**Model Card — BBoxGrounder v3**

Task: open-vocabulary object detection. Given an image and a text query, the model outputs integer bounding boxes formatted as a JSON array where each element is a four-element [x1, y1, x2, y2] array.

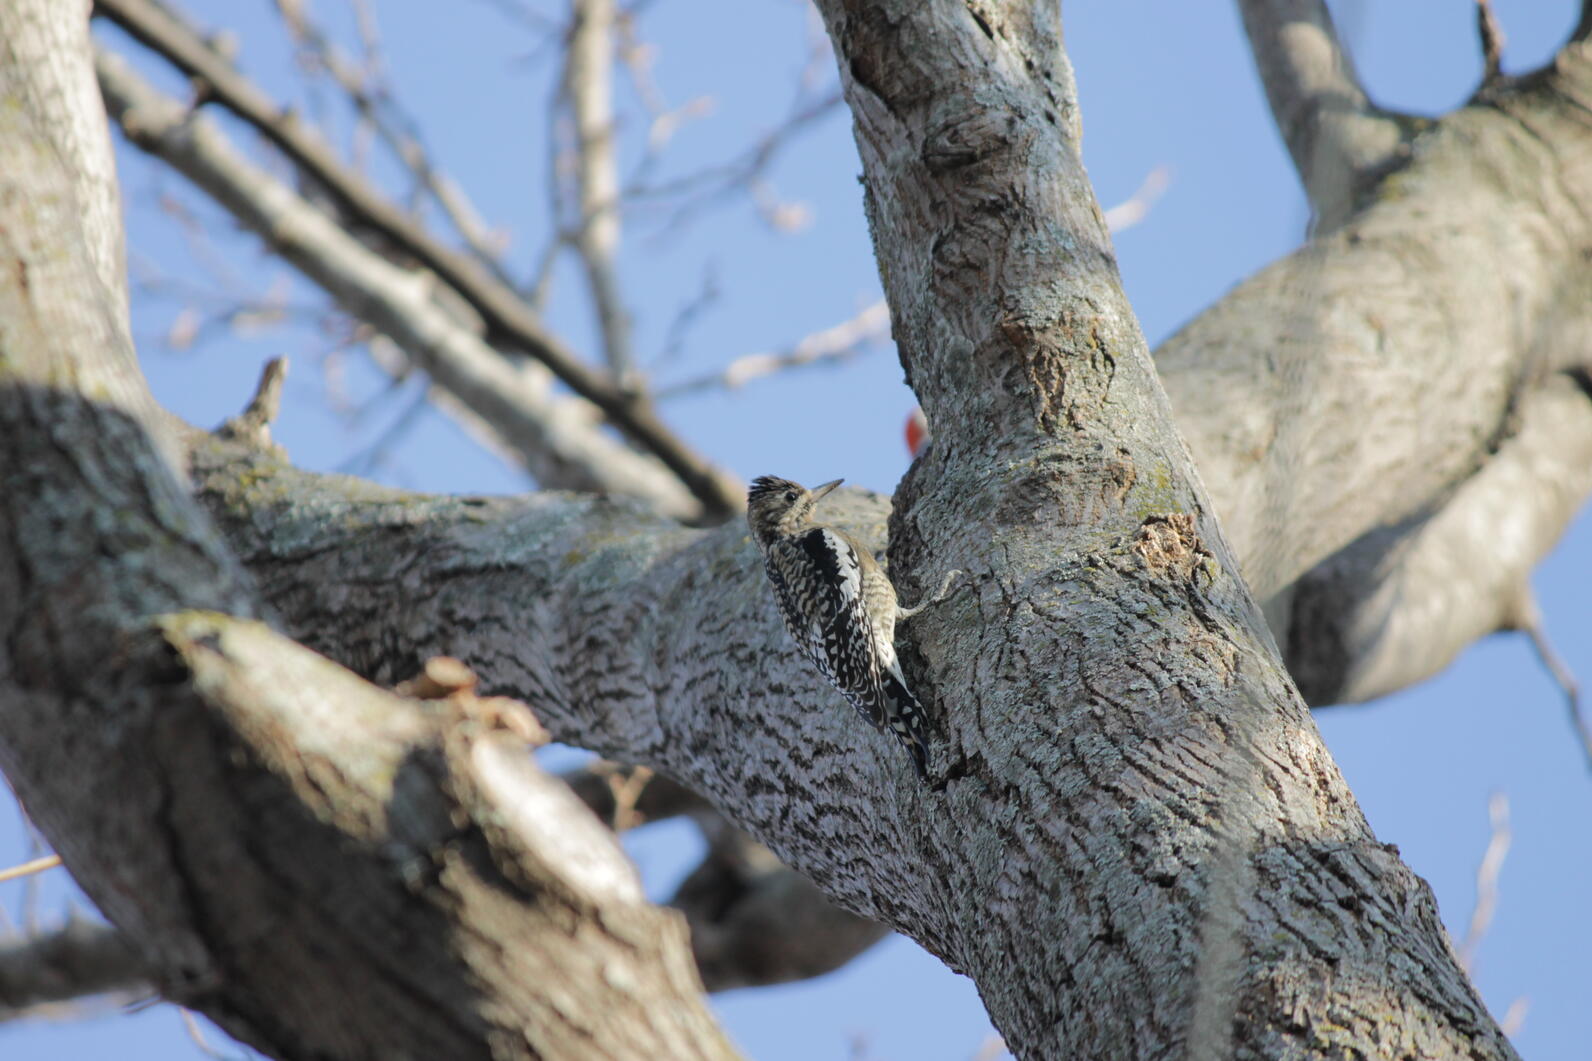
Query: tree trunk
[[0, 3, 738, 1058], [6, 0, 1585, 1058]]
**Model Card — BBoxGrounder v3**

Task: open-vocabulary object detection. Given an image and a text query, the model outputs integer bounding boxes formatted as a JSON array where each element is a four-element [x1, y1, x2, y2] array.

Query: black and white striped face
[[747, 475, 842, 548]]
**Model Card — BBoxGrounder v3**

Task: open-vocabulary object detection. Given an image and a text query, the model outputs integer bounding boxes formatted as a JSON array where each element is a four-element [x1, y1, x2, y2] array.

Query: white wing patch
[[815, 528, 863, 610]]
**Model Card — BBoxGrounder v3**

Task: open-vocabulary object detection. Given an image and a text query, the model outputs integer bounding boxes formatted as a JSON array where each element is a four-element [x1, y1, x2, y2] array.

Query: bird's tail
[[880, 669, 932, 782]]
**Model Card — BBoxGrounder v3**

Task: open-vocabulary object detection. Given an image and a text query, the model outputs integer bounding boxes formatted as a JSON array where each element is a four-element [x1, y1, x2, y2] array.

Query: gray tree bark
[[1173, 1, 1592, 704], [0, 2, 738, 1058], [5, 0, 1588, 1058]]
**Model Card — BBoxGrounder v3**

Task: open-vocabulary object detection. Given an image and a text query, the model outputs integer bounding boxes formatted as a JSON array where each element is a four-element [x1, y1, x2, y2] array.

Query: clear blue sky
[[5, 1, 1588, 1057]]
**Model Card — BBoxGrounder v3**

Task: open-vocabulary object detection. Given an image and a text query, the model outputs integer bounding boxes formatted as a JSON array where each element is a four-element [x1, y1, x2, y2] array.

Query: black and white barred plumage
[[747, 475, 933, 781]]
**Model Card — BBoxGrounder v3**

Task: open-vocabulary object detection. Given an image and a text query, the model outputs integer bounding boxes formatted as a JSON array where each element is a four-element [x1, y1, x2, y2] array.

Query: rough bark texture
[[6, 0, 1588, 1057], [1164, 20, 1592, 702], [0, 4, 739, 1058], [181, 420, 1510, 1060]]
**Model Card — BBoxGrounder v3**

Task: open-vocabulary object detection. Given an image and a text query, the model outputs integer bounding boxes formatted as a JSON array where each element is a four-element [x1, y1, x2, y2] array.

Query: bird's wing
[[766, 529, 883, 709]]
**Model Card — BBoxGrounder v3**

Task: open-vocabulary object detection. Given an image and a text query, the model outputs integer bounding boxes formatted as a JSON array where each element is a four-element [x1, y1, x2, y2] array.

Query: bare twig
[[179, 1007, 250, 1060], [627, 88, 843, 234], [99, 48, 713, 519], [659, 300, 889, 398], [270, 0, 513, 279], [335, 383, 430, 477], [1500, 997, 1529, 1038], [564, 0, 635, 385], [216, 357, 288, 453], [95, 0, 741, 521], [654, 164, 1166, 400], [563, 762, 713, 828], [972, 1034, 1012, 1061], [0, 854, 60, 885], [615, 14, 713, 159], [604, 765, 655, 832], [654, 266, 721, 368], [1509, 591, 1592, 773], [1458, 792, 1511, 973], [1102, 166, 1171, 234], [1476, 0, 1505, 83]]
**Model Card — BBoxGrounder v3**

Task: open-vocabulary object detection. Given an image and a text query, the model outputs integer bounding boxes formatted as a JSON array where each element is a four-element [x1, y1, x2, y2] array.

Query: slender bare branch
[[0, 854, 61, 885], [1235, 0, 1410, 229], [1509, 592, 1592, 774], [1500, 998, 1530, 1038], [178, 1007, 247, 1060], [564, 763, 715, 828], [269, 0, 513, 279], [1101, 165, 1171, 234], [215, 357, 287, 452], [98, 48, 711, 518], [1458, 792, 1511, 973], [627, 88, 843, 233], [659, 300, 890, 398], [565, 0, 635, 384], [94, 0, 741, 520], [1476, 0, 1506, 83]]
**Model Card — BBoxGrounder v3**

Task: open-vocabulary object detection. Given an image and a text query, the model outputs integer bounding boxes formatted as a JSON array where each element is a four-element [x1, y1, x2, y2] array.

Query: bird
[[746, 475, 940, 781]]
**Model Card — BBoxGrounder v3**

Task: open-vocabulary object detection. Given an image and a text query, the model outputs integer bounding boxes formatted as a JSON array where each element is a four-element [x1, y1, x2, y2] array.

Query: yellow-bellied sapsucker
[[747, 475, 934, 781]]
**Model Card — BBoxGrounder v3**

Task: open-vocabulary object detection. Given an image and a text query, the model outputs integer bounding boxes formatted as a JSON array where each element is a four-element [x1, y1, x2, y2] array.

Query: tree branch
[[94, 0, 741, 521], [1235, 0, 1412, 229], [0, 5, 739, 1053], [0, 919, 148, 1023], [563, 0, 635, 385], [668, 828, 890, 993], [98, 48, 709, 519], [167, 0, 1518, 1049], [268, 0, 514, 281], [1476, 0, 1506, 85], [1158, 35, 1592, 672], [1281, 372, 1592, 705], [563, 763, 891, 991]]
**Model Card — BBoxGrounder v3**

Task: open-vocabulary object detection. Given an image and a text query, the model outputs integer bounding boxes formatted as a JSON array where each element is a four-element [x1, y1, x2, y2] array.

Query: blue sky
[[4, 1, 1588, 1057]]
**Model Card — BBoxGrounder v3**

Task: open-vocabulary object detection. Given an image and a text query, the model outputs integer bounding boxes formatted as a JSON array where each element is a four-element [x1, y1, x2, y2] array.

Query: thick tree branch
[[1235, 0, 1412, 229], [0, 4, 739, 1055], [1284, 372, 1592, 705], [1161, 31, 1592, 698], [12, 0, 1576, 1054], [94, 0, 741, 521], [0, 919, 148, 1022], [170, 0, 1518, 1040], [98, 49, 708, 519], [563, 763, 890, 991], [669, 827, 890, 993]]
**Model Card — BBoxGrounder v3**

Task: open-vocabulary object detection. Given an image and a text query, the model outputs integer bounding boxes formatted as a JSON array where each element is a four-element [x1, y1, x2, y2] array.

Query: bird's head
[[747, 475, 842, 548]]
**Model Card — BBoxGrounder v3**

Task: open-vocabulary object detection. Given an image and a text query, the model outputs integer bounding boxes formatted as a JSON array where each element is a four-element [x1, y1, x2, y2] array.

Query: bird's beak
[[810, 479, 844, 501]]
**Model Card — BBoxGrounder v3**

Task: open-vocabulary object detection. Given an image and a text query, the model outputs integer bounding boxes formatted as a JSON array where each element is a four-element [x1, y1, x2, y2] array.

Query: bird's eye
[[784, 491, 797, 502]]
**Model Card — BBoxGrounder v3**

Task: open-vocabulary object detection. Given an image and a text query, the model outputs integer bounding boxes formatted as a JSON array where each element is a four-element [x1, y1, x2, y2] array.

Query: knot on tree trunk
[[1133, 512, 1212, 581]]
